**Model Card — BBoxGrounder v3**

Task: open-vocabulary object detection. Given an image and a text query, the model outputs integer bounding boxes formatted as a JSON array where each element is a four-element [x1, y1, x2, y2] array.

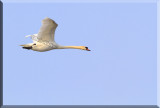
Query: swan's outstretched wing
[[37, 17, 58, 42]]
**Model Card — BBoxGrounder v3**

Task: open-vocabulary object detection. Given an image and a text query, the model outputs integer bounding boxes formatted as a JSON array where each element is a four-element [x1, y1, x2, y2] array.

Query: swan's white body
[[24, 34, 60, 52], [21, 17, 90, 52]]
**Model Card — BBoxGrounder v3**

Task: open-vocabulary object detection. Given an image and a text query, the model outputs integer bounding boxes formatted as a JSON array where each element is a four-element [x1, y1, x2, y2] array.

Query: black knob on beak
[[85, 47, 91, 51]]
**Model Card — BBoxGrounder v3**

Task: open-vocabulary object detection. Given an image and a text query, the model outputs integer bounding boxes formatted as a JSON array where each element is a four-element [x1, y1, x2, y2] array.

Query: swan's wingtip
[[25, 35, 31, 38]]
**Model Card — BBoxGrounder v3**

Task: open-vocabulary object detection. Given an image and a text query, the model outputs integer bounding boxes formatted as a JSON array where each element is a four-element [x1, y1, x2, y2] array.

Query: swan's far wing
[[25, 34, 38, 43], [37, 18, 58, 42]]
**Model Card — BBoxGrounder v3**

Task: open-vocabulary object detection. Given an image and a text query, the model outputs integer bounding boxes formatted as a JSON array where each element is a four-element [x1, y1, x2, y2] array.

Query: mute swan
[[20, 17, 90, 52]]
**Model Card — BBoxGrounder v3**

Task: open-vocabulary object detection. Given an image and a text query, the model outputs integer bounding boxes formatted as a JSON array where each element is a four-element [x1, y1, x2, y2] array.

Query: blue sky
[[3, 2, 157, 105]]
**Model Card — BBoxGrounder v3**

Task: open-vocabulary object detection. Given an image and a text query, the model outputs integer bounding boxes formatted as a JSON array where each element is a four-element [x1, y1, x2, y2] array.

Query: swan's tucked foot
[[20, 43, 34, 50], [22, 46, 32, 50]]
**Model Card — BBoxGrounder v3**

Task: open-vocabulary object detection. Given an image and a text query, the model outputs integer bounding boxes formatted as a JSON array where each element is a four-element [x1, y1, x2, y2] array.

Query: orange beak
[[86, 48, 91, 51]]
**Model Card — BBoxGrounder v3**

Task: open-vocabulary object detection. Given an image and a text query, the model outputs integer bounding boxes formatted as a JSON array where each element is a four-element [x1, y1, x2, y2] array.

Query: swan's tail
[[20, 43, 33, 50]]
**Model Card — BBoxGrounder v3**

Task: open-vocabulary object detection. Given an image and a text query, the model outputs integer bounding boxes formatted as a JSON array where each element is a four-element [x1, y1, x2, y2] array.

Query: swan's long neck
[[58, 46, 84, 50]]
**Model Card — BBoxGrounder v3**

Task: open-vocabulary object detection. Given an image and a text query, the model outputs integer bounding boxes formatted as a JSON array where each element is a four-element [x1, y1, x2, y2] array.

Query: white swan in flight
[[20, 17, 90, 52]]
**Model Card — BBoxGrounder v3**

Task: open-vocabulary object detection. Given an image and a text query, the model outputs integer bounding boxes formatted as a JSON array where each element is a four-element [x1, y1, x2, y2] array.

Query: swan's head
[[82, 46, 91, 51]]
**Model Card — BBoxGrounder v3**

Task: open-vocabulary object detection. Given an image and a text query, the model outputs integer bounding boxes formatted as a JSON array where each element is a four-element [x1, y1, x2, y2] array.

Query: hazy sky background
[[3, 1, 157, 105]]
